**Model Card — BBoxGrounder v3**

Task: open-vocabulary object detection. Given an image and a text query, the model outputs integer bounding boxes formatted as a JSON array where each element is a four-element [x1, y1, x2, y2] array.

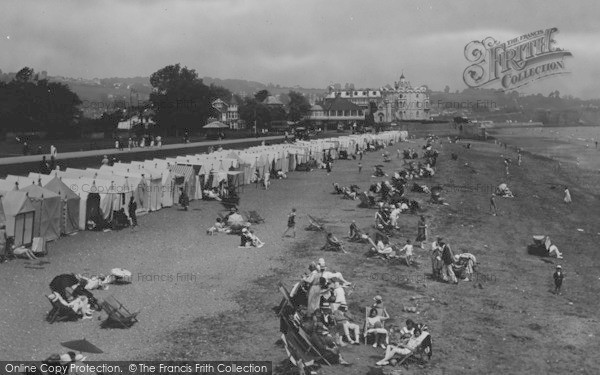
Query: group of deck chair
[[46, 294, 138, 328], [277, 282, 432, 374]]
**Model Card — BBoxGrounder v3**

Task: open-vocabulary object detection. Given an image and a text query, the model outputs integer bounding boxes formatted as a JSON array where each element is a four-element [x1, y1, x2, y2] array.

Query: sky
[[1, 0, 599, 98]]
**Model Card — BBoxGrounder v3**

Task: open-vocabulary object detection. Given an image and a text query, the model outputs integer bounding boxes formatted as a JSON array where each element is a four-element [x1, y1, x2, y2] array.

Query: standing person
[[39, 156, 50, 174], [504, 159, 509, 176], [23, 142, 30, 155], [282, 208, 297, 238], [128, 137, 133, 150], [156, 135, 162, 147], [0, 224, 7, 263], [490, 194, 498, 216], [302, 263, 321, 316], [553, 265, 564, 295], [397, 149, 401, 159], [49, 155, 56, 171], [50, 144, 57, 158], [358, 162, 362, 173], [517, 153, 522, 166], [563, 186, 572, 203], [263, 171, 270, 190], [179, 188, 189, 211], [440, 240, 457, 284], [128, 196, 137, 229], [101, 155, 109, 166], [416, 215, 427, 248], [359, 149, 363, 161], [326, 161, 332, 174]]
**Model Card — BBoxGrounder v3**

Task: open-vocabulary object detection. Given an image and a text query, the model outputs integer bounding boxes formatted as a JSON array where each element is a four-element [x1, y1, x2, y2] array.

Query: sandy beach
[[2, 129, 600, 375]]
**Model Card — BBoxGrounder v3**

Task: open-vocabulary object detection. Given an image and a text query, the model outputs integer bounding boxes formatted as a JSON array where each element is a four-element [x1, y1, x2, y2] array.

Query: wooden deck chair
[[394, 332, 433, 367], [100, 295, 139, 328], [46, 294, 79, 323], [246, 210, 265, 224], [306, 215, 325, 231], [363, 306, 389, 345]]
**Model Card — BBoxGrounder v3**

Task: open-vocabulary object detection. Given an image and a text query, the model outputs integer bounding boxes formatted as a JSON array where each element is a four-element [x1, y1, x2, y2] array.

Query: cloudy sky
[[1, 0, 599, 98]]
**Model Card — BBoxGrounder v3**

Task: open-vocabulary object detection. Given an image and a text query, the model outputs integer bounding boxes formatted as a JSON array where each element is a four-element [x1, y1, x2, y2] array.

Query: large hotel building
[[310, 73, 430, 126]]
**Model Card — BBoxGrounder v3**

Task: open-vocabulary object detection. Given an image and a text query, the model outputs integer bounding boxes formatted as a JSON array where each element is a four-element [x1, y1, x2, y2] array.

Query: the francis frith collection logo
[[463, 27, 573, 90]]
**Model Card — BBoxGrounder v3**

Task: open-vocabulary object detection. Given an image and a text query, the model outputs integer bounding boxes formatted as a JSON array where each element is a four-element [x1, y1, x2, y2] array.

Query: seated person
[[545, 238, 563, 259], [375, 210, 391, 231], [112, 208, 130, 229], [364, 235, 396, 257], [240, 228, 253, 247], [376, 327, 430, 366], [453, 253, 477, 281], [310, 323, 350, 365], [332, 304, 361, 345], [364, 308, 389, 348], [227, 211, 248, 229], [333, 182, 343, 194], [348, 221, 366, 241], [203, 188, 222, 201], [248, 229, 265, 248], [207, 218, 231, 235], [13, 245, 38, 260], [322, 232, 346, 253], [342, 186, 357, 200], [276, 170, 287, 179], [78, 273, 113, 291], [49, 292, 93, 319]]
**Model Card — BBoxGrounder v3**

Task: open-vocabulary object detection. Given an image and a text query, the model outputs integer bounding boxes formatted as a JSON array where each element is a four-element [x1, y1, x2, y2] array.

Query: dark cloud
[[0, 0, 598, 97]]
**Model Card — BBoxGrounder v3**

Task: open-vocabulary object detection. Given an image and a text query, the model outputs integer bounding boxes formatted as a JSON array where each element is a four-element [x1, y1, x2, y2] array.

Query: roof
[[43, 176, 80, 201], [0, 190, 36, 216], [322, 96, 362, 112], [169, 164, 194, 180], [263, 95, 283, 106], [19, 184, 60, 199], [311, 104, 323, 111]]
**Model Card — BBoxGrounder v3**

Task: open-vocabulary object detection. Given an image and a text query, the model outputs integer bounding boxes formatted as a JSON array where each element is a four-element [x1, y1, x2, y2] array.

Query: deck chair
[[46, 293, 80, 323], [363, 306, 389, 345], [393, 332, 433, 367], [321, 235, 347, 254], [100, 295, 139, 328], [306, 215, 325, 231], [247, 210, 265, 224]]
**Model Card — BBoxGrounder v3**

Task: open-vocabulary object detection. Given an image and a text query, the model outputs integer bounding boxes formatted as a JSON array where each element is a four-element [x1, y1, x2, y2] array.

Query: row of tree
[[0, 64, 314, 138], [0, 67, 82, 138]]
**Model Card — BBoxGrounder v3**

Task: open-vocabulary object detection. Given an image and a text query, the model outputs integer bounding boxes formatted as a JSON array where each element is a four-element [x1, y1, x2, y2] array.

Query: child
[[553, 265, 564, 295], [282, 208, 297, 238], [399, 239, 414, 266]]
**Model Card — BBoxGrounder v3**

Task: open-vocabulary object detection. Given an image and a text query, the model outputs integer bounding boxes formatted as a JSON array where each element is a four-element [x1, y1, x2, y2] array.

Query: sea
[[489, 126, 600, 172]]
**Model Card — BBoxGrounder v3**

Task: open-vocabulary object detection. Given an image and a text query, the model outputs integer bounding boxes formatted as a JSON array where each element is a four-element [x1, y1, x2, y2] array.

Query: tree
[[15, 67, 34, 82], [287, 91, 311, 122], [0, 68, 81, 137], [254, 89, 270, 103], [149, 64, 230, 136]]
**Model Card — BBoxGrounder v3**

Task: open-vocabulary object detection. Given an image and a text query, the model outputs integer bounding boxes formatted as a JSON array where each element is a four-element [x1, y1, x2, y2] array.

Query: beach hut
[[43, 177, 81, 235], [19, 184, 62, 242], [0, 190, 36, 247]]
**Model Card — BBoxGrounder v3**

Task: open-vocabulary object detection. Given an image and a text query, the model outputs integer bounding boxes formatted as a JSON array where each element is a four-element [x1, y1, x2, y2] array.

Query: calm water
[[490, 126, 600, 171]]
